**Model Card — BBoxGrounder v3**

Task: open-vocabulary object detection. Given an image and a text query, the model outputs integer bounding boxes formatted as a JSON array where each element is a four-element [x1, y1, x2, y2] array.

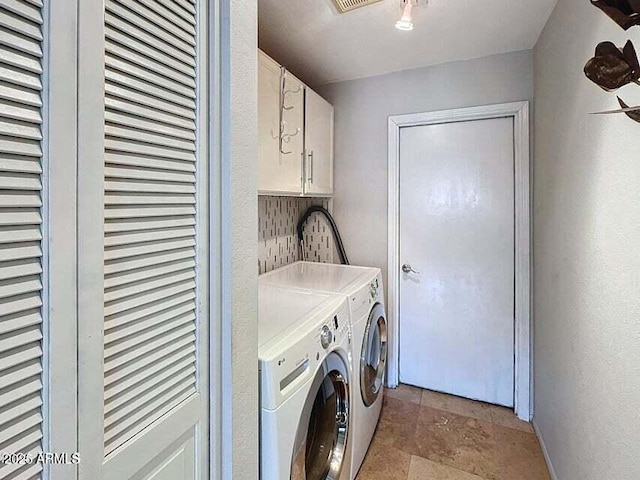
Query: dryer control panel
[[349, 272, 384, 321]]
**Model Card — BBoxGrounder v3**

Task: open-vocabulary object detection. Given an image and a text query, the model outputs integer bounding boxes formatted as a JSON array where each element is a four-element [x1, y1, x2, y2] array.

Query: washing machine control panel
[[261, 299, 352, 410]]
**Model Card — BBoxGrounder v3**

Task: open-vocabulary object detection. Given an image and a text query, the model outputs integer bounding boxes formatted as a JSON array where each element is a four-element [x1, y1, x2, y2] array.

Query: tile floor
[[356, 384, 551, 480]]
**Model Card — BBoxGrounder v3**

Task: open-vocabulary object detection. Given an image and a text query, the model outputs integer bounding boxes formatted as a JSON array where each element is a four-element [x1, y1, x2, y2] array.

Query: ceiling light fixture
[[395, 0, 428, 31], [395, 2, 414, 30]]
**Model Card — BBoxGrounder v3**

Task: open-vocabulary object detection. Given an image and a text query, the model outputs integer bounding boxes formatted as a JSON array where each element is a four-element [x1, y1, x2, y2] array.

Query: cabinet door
[[278, 70, 305, 194], [304, 89, 334, 196], [258, 51, 286, 193]]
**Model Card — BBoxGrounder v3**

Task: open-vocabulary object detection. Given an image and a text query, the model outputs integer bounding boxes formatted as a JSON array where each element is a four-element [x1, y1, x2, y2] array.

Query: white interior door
[[78, 0, 211, 478], [398, 117, 515, 407], [101, 0, 210, 477]]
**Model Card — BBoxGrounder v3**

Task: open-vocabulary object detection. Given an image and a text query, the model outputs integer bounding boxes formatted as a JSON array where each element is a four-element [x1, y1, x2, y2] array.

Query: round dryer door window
[[291, 352, 350, 480], [360, 303, 388, 407]]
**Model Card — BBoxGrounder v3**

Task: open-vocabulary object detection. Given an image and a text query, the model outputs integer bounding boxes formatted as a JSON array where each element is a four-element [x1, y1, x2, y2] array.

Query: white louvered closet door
[[99, 0, 209, 478], [0, 0, 46, 479]]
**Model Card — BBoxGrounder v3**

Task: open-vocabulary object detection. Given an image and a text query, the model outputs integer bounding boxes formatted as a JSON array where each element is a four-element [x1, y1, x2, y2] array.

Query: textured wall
[[258, 196, 334, 274], [224, 0, 259, 478], [317, 50, 534, 301], [534, 1, 640, 479]]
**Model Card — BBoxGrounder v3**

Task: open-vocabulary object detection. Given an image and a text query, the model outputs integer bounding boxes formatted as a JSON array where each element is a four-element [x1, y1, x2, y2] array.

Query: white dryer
[[259, 263, 388, 479], [259, 284, 353, 480]]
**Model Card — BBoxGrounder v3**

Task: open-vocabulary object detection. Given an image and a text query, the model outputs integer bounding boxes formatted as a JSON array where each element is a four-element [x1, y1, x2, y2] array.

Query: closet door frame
[[208, 0, 223, 478], [76, 0, 105, 475], [47, 0, 79, 478]]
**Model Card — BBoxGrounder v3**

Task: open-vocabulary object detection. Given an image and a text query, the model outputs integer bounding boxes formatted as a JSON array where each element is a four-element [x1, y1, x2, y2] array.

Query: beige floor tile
[[411, 405, 500, 480], [492, 425, 551, 480], [420, 390, 492, 422], [367, 386, 550, 480], [385, 383, 423, 405], [356, 438, 411, 480], [489, 405, 534, 433], [374, 396, 421, 453], [408, 455, 485, 479]]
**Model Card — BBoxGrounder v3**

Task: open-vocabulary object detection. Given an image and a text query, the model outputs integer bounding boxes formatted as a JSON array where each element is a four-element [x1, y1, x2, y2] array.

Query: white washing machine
[[259, 263, 388, 479], [259, 284, 353, 480]]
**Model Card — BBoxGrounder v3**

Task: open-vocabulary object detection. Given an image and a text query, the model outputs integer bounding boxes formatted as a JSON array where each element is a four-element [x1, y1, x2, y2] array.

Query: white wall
[[533, 1, 640, 479], [224, 0, 259, 478], [318, 50, 534, 297]]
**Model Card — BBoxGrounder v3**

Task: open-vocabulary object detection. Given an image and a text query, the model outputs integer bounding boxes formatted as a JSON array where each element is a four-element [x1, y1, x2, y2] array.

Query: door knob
[[402, 264, 420, 274]]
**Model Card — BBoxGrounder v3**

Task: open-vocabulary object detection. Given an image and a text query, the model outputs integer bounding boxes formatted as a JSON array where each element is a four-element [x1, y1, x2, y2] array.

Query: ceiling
[[258, 0, 558, 86]]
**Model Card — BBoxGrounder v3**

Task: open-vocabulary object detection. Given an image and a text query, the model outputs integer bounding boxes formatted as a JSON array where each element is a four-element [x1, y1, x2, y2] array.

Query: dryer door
[[291, 352, 350, 480], [360, 303, 388, 407]]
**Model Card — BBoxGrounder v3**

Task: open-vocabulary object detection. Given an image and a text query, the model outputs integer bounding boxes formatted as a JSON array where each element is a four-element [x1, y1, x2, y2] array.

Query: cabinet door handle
[[301, 152, 306, 191], [308, 151, 314, 183]]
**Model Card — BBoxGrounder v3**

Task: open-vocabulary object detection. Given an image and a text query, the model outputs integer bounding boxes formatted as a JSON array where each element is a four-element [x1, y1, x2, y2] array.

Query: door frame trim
[[387, 101, 531, 421]]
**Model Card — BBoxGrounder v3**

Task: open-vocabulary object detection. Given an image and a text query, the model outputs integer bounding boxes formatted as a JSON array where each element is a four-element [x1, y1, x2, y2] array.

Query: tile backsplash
[[258, 196, 335, 274]]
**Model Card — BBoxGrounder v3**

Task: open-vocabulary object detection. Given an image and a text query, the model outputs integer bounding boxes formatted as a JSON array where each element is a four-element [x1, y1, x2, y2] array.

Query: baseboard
[[533, 420, 560, 480]]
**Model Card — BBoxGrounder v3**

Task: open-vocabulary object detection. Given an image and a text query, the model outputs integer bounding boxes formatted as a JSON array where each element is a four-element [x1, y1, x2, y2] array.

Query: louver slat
[[104, 368, 195, 430], [0, 27, 42, 58], [0, 10, 43, 41], [0, 451, 42, 480], [104, 343, 195, 400], [112, 0, 195, 44], [104, 25, 194, 79], [104, 257, 196, 288], [105, 97, 196, 130], [1, 0, 42, 25], [103, 378, 195, 452], [105, 41, 195, 90], [0, 1, 44, 477], [103, 0, 199, 456], [103, 332, 195, 387], [104, 358, 195, 415], [166, 0, 195, 16], [104, 9, 194, 66], [155, 0, 195, 25], [106, 68, 196, 110], [0, 64, 41, 90]]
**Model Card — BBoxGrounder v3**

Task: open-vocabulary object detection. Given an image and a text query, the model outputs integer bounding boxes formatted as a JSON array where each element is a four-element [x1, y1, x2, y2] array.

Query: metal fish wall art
[[587, 1, 640, 123], [591, 0, 640, 30], [584, 41, 640, 90]]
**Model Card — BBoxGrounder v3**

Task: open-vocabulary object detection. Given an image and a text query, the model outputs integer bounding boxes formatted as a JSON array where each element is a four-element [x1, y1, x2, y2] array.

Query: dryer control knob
[[320, 325, 333, 349]]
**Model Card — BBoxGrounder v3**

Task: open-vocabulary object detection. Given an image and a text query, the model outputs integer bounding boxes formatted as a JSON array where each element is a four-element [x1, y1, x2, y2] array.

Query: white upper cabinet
[[258, 50, 333, 196], [280, 70, 305, 190], [304, 89, 334, 196], [258, 51, 305, 195], [258, 51, 289, 193]]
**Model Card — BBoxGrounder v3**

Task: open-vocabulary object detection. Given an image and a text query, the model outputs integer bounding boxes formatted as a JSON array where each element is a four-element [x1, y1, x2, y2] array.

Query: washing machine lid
[[259, 261, 378, 295], [258, 284, 344, 350]]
